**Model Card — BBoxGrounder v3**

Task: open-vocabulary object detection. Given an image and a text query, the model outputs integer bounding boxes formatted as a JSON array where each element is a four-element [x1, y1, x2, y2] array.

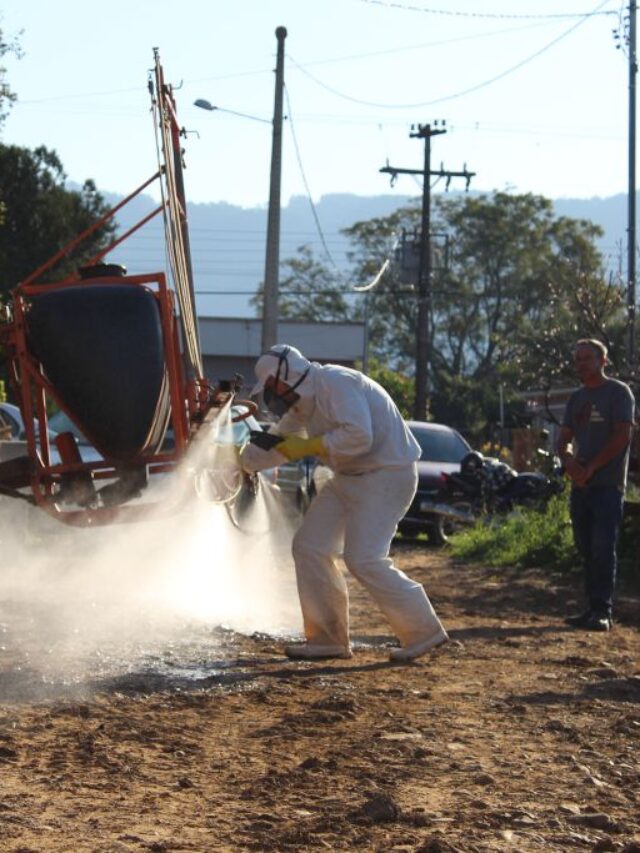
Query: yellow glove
[[276, 434, 327, 462]]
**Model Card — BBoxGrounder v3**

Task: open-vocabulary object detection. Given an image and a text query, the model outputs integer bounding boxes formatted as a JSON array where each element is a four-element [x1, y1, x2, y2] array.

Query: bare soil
[[1, 547, 639, 853]]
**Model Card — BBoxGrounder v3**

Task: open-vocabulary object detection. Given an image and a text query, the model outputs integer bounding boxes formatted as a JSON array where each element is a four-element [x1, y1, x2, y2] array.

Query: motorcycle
[[423, 451, 565, 531]]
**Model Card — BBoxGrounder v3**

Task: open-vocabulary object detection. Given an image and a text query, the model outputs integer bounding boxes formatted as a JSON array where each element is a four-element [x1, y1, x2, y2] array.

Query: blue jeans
[[570, 486, 624, 617]]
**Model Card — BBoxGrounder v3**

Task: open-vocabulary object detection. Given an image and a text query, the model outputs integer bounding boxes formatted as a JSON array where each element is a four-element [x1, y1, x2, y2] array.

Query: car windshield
[[410, 426, 470, 463]]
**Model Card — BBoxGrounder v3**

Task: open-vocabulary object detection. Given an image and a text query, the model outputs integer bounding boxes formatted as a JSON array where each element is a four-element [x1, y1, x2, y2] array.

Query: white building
[[198, 317, 366, 389]]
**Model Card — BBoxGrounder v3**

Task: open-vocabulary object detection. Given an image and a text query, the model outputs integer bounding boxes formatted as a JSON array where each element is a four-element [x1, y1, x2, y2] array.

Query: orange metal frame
[[0, 52, 249, 526], [4, 271, 220, 525]]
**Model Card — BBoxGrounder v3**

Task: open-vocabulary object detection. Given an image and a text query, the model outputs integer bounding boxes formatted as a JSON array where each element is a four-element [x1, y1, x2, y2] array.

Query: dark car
[[399, 420, 472, 545]]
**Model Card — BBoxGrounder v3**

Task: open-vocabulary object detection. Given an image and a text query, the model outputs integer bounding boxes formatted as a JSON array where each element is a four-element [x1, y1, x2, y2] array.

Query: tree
[[432, 194, 623, 389], [0, 144, 115, 300], [0, 23, 22, 225], [278, 191, 626, 437], [0, 23, 21, 131], [343, 205, 420, 373], [360, 357, 415, 419], [347, 192, 627, 432], [252, 244, 355, 323]]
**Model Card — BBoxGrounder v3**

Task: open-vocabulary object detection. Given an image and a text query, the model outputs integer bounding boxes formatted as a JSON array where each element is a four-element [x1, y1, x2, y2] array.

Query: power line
[[290, 0, 613, 110], [356, 0, 616, 19], [109, 226, 350, 236], [284, 83, 343, 273], [194, 288, 418, 296], [14, 19, 559, 107], [293, 18, 565, 66]]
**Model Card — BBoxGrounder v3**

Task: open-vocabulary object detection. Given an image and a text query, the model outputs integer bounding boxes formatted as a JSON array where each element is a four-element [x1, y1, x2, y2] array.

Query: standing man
[[241, 344, 448, 662], [557, 339, 635, 631]]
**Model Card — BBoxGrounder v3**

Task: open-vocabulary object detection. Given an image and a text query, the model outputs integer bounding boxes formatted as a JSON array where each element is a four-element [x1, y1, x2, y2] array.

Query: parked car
[[399, 421, 472, 545], [2, 399, 315, 524], [0, 402, 52, 463], [1, 401, 62, 442], [0, 401, 29, 439], [255, 420, 327, 511]]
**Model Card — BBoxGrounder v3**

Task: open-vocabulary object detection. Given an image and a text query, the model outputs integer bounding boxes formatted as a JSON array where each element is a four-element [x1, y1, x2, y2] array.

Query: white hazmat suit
[[241, 345, 448, 661]]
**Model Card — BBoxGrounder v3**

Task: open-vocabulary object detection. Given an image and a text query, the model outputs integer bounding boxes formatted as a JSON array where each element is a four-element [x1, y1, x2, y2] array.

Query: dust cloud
[[0, 408, 303, 696]]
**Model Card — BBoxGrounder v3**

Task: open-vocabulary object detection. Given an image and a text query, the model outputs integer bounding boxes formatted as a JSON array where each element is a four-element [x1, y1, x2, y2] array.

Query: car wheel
[[427, 515, 449, 547], [427, 503, 474, 547]]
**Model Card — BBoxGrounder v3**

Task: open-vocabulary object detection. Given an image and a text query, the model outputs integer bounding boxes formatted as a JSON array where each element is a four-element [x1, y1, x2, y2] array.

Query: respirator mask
[[262, 346, 309, 417]]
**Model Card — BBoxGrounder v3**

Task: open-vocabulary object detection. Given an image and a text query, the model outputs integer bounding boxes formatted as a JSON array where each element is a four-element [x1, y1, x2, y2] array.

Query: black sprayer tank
[[25, 282, 170, 461]]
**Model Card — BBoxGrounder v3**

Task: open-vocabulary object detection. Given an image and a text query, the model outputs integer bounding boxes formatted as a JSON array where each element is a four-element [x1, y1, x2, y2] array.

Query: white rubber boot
[[389, 627, 449, 662]]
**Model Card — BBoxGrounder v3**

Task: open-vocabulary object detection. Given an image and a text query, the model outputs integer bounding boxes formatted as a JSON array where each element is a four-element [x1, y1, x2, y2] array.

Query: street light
[[194, 99, 215, 111], [193, 99, 270, 124]]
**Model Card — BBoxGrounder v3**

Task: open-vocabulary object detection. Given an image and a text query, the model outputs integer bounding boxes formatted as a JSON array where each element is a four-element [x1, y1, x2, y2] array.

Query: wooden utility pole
[[381, 122, 475, 420], [262, 26, 287, 353]]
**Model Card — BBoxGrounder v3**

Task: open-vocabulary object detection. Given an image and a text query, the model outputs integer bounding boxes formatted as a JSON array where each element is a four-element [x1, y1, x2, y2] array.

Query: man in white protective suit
[[240, 344, 448, 662]]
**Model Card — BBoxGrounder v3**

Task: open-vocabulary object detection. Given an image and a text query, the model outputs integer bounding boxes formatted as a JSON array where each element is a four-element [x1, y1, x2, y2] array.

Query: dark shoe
[[565, 610, 593, 628], [582, 612, 612, 632]]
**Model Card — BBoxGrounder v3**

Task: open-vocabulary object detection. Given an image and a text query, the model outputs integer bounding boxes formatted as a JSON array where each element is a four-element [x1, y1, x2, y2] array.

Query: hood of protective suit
[[250, 345, 313, 397]]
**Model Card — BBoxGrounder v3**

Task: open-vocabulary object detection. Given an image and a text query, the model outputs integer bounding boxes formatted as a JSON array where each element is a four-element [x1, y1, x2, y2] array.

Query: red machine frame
[[0, 51, 249, 526]]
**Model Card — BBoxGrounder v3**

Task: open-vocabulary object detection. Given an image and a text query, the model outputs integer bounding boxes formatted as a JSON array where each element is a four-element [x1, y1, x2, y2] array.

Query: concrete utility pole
[[261, 26, 287, 353], [628, 2, 637, 373], [381, 122, 475, 421]]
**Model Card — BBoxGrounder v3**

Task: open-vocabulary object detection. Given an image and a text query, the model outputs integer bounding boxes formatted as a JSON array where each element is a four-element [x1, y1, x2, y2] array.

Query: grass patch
[[448, 494, 576, 572], [449, 492, 639, 579]]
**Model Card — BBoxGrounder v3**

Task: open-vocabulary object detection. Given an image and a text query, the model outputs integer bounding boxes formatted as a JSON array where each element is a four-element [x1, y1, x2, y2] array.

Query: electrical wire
[[290, 0, 614, 110], [15, 19, 561, 106], [355, 0, 617, 19], [194, 288, 418, 296], [282, 84, 398, 295], [292, 18, 565, 68], [284, 83, 345, 274]]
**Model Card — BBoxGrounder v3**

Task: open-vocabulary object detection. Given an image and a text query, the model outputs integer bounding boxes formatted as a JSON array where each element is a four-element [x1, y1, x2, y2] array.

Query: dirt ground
[[1, 546, 639, 853]]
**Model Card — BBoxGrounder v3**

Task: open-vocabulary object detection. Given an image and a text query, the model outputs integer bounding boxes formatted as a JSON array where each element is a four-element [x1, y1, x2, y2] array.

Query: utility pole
[[628, 2, 637, 373], [261, 26, 287, 353], [381, 122, 475, 420]]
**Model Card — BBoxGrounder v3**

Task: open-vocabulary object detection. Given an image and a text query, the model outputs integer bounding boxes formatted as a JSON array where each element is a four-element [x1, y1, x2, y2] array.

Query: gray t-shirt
[[562, 378, 635, 489]]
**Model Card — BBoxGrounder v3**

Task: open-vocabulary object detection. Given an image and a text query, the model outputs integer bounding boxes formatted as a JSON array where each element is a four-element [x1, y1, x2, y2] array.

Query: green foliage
[[276, 190, 626, 435], [0, 378, 6, 402], [0, 24, 21, 132], [359, 357, 415, 418], [449, 495, 576, 571], [344, 204, 421, 367], [0, 144, 114, 299], [430, 193, 615, 391], [252, 244, 354, 322], [449, 493, 639, 580]]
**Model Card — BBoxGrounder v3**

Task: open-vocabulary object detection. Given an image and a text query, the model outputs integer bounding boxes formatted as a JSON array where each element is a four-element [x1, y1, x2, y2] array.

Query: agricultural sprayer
[[0, 50, 255, 526]]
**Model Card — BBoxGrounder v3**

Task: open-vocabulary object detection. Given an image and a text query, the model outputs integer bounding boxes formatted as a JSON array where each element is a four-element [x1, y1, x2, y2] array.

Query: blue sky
[[0, 0, 630, 207]]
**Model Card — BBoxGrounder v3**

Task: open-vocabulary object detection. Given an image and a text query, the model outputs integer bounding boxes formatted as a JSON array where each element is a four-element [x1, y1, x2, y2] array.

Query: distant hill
[[99, 189, 631, 318], [554, 194, 627, 263]]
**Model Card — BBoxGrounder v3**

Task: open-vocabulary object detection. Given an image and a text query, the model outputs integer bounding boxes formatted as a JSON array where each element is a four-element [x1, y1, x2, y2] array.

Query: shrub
[[450, 493, 638, 580], [449, 494, 577, 572]]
